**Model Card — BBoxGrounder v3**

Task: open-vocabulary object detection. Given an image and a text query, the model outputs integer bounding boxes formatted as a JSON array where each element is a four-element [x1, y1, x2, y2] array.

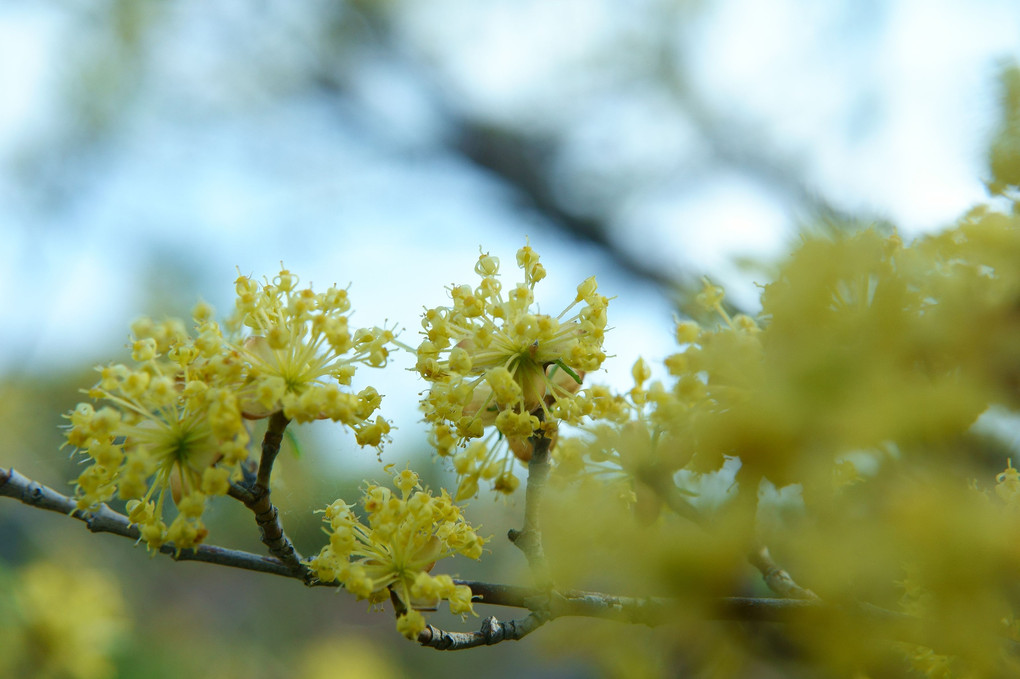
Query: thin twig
[[639, 470, 817, 601], [412, 595, 937, 651], [452, 580, 536, 608], [255, 411, 288, 492], [748, 544, 818, 600], [233, 411, 308, 577], [507, 429, 553, 590], [636, 464, 703, 526], [0, 466, 807, 619], [453, 580, 670, 625], [227, 481, 255, 504], [0, 467, 298, 577], [418, 614, 547, 650]]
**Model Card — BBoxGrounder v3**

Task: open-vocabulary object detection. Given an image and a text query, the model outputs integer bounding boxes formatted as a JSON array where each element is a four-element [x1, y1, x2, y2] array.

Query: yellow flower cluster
[[308, 467, 485, 640], [65, 267, 395, 551], [49, 209, 1020, 669], [417, 242, 609, 498], [66, 311, 248, 551], [228, 267, 395, 444]]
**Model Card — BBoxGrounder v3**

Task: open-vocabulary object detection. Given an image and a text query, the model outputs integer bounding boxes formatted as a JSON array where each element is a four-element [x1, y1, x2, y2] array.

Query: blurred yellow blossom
[[298, 636, 403, 679], [0, 561, 126, 679]]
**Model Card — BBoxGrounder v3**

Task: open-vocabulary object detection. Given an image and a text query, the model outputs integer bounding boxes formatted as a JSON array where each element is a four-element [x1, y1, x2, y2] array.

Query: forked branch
[[229, 411, 307, 577]]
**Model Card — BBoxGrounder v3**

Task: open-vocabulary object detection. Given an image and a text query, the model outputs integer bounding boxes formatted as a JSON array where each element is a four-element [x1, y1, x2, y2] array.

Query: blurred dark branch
[[638, 469, 818, 601], [302, 3, 872, 316], [444, 37, 870, 286], [449, 123, 681, 292], [655, 21, 868, 231], [303, 7, 684, 296]]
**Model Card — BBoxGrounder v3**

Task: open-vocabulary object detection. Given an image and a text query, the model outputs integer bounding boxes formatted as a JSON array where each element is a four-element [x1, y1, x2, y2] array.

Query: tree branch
[[0, 466, 817, 621], [748, 543, 818, 600], [507, 429, 553, 590], [7, 465, 1003, 658], [639, 468, 817, 601], [255, 411, 289, 491], [0, 466, 297, 577], [232, 412, 308, 578], [635, 463, 704, 525], [418, 613, 547, 650]]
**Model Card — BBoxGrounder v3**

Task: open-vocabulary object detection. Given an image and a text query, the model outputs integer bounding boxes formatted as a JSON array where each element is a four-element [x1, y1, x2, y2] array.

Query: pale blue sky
[[1, 0, 1019, 467]]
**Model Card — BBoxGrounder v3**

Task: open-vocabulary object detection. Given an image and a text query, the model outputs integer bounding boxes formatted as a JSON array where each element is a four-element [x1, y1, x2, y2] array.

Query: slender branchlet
[[231, 411, 307, 577], [0, 468, 804, 622], [636, 463, 703, 526], [255, 411, 289, 492], [507, 428, 554, 591], [642, 468, 816, 601], [226, 482, 255, 504], [418, 614, 547, 650], [0, 467, 298, 577], [748, 544, 818, 600], [639, 465, 815, 602]]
